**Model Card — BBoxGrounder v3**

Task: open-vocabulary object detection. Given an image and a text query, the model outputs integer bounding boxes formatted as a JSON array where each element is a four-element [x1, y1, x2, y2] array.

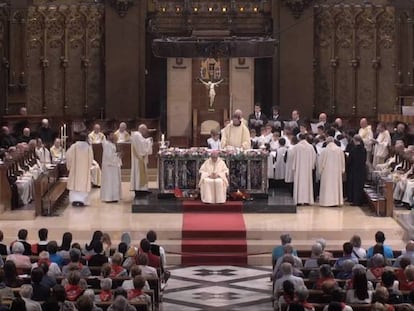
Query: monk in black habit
[[346, 135, 367, 205]]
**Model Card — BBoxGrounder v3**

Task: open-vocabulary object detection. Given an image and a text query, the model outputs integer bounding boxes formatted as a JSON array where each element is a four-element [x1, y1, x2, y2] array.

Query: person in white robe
[[372, 122, 391, 168], [50, 138, 64, 163], [284, 137, 298, 186], [221, 114, 251, 150], [90, 160, 101, 187], [391, 142, 411, 201], [88, 124, 106, 144], [130, 124, 153, 196], [100, 132, 122, 202], [292, 134, 316, 205], [66, 133, 93, 206], [114, 122, 131, 143], [358, 118, 373, 160], [199, 151, 229, 204], [274, 138, 288, 181], [318, 137, 345, 206], [35, 138, 51, 165], [207, 129, 221, 150]]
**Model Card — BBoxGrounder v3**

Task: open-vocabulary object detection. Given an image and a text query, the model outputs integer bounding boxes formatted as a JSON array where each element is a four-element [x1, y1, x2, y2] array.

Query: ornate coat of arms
[[200, 58, 222, 81]]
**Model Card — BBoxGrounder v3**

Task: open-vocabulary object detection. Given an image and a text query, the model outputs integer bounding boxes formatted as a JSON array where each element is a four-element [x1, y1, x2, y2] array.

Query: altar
[[158, 148, 268, 195]]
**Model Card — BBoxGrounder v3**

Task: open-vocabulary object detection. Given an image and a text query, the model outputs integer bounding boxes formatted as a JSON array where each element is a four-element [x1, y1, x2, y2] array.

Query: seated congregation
[[0, 228, 169, 311], [271, 232, 414, 311]]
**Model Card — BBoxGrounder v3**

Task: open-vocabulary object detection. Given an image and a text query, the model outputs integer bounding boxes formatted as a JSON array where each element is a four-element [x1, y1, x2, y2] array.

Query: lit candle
[[161, 134, 165, 144]]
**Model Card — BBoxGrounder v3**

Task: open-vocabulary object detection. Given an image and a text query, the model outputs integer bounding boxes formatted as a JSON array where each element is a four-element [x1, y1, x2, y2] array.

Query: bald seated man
[[199, 151, 229, 204], [114, 122, 131, 143], [233, 109, 248, 127], [88, 123, 106, 144]]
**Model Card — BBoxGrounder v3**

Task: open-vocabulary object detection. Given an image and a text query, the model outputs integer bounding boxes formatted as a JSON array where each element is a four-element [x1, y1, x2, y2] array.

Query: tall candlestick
[[63, 124, 66, 151]]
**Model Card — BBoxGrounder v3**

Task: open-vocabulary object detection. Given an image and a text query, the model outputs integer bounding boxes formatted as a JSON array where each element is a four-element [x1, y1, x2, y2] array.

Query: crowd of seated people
[[0, 228, 169, 311], [271, 231, 414, 311]]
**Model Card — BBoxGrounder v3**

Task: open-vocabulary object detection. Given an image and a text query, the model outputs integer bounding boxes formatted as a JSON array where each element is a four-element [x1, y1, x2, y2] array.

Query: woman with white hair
[[83, 289, 103, 311], [296, 286, 315, 311], [32, 251, 61, 277], [304, 243, 323, 269], [20, 284, 42, 311], [272, 233, 297, 264], [6, 242, 31, 269], [108, 289, 136, 311], [316, 238, 333, 258]]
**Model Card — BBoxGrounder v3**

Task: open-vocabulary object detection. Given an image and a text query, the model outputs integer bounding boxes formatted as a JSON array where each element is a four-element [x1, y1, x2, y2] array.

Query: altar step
[[132, 188, 296, 214], [121, 168, 158, 183]]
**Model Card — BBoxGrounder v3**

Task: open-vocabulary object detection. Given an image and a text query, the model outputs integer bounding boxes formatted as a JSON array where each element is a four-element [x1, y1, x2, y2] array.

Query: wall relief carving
[[109, 0, 134, 18], [26, 4, 104, 116], [281, 0, 313, 19], [314, 4, 396, 117]]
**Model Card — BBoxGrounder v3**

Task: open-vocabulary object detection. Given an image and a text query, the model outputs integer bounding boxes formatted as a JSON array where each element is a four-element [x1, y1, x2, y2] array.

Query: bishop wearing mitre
[[199, 151, 229, 204]]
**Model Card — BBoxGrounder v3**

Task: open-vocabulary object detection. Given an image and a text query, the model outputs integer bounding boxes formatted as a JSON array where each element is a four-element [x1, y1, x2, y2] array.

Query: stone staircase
[[17, 226, 405, 266]]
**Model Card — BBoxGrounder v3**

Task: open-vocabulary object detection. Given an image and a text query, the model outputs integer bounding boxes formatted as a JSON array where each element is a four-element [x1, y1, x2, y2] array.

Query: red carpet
[[181, 201, 247, 266]]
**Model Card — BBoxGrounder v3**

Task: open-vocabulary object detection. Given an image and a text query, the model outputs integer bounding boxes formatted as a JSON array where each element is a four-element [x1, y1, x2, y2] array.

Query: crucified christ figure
[[199, 78, 224, 109]]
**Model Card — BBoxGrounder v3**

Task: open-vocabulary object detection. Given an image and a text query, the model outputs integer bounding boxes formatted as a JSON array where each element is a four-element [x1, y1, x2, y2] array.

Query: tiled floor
[[161, 265, 274, 311]]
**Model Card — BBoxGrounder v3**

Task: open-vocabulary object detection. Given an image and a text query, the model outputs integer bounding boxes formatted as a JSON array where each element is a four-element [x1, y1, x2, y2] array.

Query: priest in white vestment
[[130, 124, 153, 196], [50, 138, 64, 163], [35, 138, 51, 164], [114, 122, 131, 143], [100, 132, 122, 202], [358, 118, 373, 153], [274, 139, 288, 180], [292, 134, 316, 205], [372, 123, 391, 168], [318, 137, 345, 206], [88, 124, 106, 144], [90, 160, 101, 187], [199, 151, 229, 204], [221, 114, 251, 150], [66, 133, 94, 206], [284, 137, 298, 185]]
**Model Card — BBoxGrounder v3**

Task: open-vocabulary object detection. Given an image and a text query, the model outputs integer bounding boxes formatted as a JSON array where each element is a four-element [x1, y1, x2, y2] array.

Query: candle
[[60, 126, 63, 141], [63, 124, 66, 151], [161, 134, 165, 144]]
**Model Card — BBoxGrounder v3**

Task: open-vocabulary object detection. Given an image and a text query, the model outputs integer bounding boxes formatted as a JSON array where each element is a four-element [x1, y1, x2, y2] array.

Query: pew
[[33, 163, 67, 216], [0, 149, 38, 211], [0, 162, 12, 212], [364, 175, 394, 217]]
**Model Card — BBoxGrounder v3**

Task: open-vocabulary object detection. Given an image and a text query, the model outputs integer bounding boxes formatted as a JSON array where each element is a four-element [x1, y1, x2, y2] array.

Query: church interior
[[0, 0, 414, 310]]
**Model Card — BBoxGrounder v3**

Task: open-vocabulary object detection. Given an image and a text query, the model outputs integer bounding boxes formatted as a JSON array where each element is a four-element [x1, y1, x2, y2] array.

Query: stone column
[[105, 1, 146, 118], [229, 58, 254, 117], [167, 58, 192, 137]]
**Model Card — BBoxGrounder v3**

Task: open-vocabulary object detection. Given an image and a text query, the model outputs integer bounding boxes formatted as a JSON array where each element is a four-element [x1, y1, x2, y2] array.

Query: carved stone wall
[[314, 4, 395, 118], [26, 4, 104, 117]]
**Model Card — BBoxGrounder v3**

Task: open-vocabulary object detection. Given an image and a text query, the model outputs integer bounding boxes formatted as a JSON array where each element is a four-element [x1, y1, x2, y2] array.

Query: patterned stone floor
[[160, 265, 274, 311]]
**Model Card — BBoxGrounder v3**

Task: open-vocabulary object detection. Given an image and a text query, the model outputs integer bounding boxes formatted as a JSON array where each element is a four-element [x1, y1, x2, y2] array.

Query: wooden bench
[[41, 179, 67, 216], [32, 163, 68, 216], [364, 177, 393, 217]]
